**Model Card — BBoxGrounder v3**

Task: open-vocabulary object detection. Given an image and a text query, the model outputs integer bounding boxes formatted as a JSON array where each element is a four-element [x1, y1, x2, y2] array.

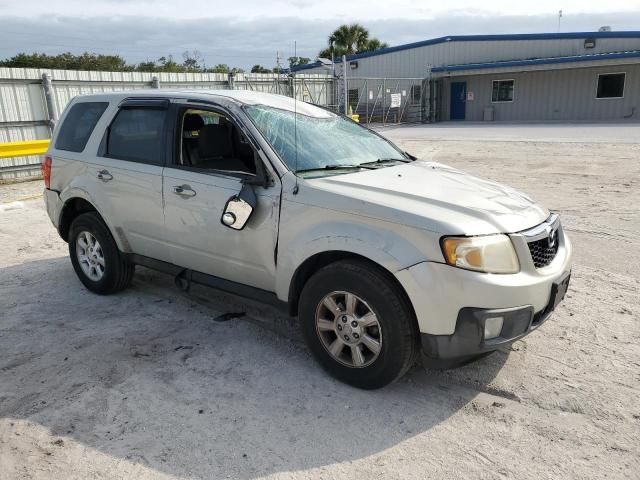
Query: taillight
[[42, 155, 52, 189]]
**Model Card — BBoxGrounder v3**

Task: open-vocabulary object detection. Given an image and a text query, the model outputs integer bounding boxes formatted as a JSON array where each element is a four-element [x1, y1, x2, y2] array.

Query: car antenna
[[292, 40, 299, 195]]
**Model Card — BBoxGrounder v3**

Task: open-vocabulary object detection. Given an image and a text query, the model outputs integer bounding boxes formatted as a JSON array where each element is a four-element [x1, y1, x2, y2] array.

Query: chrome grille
[[527, 230, 559, 268], [520, 214, 561, 269]]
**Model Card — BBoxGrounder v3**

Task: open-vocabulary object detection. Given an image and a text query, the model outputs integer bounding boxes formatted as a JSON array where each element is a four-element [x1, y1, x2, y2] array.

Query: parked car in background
[[42, 90, 572, 389]]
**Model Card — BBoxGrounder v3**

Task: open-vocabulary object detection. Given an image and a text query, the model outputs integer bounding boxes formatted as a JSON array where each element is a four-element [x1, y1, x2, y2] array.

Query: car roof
[[73, 89, 334, 117]]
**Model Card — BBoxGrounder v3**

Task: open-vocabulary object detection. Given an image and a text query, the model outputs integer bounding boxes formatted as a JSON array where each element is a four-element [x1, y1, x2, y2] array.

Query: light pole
[[557, 10, 562, 32], [342, 54, 348, 115]]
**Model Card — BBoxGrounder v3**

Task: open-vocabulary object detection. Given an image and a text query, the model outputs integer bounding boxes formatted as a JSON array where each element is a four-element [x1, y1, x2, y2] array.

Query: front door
[[162, 105, 281, 292], [450, 82, 466, 120]]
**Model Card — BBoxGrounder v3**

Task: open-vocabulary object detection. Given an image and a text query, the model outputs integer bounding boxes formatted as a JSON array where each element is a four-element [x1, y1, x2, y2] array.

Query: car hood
[[305, 161, 549, 235]]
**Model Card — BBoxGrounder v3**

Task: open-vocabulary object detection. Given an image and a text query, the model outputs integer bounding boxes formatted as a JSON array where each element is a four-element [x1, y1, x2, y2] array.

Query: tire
[[299, 259, 419, 389], [68, 212, 134, 295]]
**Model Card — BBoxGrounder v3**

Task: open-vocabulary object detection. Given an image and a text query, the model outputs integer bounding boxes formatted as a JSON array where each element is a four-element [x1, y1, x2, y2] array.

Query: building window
[[492, 79, 514, 103], [348, 88, 359, 109], [596, 73, 625, 99], [410, 84, 422, 104]]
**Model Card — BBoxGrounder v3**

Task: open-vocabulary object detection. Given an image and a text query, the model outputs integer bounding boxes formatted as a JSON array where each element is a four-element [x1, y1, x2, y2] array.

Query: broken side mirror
[[221, 183, 257, 230]]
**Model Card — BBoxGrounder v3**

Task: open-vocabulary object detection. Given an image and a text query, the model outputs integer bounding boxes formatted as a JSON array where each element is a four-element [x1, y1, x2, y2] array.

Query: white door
[[92, 102, 171, 262], [161, 106, 281, 291]]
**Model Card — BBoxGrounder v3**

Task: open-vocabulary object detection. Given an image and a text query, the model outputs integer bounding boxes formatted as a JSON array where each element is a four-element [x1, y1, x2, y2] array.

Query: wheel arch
[[287, 250, 418, 332], [59, 197, 99, 242], [58, 195, 128, 253]]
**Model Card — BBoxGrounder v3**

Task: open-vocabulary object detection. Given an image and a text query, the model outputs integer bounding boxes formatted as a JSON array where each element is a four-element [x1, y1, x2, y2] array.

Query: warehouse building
[[295, 31, 640, 122]]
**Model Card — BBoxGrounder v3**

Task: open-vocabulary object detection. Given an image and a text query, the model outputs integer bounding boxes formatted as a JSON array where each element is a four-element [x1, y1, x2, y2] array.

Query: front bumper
[[421, 269, 570, 360], [396, 226, 572, 333], [394, 224, 572, 360]]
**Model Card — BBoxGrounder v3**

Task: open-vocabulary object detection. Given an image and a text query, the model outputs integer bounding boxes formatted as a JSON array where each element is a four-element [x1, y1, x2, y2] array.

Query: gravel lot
[[1, 123, 638, 480]]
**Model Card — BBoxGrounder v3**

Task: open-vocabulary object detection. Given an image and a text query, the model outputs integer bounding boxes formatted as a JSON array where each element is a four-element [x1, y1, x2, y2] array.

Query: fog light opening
[[484, 316, 504, 340]]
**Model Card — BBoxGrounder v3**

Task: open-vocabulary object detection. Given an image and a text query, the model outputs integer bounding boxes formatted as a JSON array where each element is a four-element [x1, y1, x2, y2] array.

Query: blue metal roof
[[431, 50, 640, 73], [292, 31, 640, 72]]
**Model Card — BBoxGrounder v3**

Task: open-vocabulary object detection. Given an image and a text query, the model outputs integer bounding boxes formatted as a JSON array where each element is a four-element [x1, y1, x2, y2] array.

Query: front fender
[[275, 201, 438, 301]]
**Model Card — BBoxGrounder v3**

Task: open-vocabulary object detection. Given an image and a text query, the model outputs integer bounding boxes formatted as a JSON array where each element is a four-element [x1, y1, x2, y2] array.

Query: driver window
[[179, 108, 256, 175]]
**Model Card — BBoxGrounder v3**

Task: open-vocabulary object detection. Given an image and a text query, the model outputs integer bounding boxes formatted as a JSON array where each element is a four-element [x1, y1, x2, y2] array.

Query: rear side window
[[106, 108, 166, 164], [55, 102, 108, 152]]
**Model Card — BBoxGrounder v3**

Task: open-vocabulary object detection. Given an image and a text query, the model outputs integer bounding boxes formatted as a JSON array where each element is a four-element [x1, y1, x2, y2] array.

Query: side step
[[124, 253, 289, 313]]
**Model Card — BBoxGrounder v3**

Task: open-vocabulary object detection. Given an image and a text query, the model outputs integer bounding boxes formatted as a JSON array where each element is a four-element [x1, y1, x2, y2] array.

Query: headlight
[[441, 234, 520, 274]]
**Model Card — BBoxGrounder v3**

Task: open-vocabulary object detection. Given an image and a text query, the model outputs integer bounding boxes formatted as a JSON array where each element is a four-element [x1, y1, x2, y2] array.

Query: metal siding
[[303, 36, 640, 77], [0, 68, 334, 180], [443, 64, 640, 121]]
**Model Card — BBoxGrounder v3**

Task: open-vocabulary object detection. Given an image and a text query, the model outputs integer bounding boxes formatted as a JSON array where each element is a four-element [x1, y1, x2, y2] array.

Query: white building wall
[[439, 63, 640, 121], [303, 35, 640, 78]]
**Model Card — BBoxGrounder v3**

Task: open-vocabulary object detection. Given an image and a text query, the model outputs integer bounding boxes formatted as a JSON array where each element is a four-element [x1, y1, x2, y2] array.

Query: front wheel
[[299, 259, 419, 389]]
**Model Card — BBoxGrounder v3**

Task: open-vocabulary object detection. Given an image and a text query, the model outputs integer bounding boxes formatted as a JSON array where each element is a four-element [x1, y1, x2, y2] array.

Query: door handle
[[97, 169, 113, 182], [173, 185, 196, 197]]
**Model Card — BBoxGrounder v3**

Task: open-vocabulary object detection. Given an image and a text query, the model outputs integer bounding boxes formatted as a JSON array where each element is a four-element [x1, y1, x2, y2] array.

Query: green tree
[[205, 63, 230, 73], [137, 60, 158, 72], [0, 52, 130, 71], [360, 38, 389, 53], [250, 64, 272, 73], [318, 24, 388, 59], [182, 50, 203, 72], [157, 55, 183, 72], [288, 56, 310, 68], [0, 51, 246, 74]]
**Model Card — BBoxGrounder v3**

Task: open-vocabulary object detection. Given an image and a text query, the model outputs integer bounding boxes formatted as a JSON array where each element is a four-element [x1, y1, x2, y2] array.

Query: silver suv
[[43, 90, 572, 389]]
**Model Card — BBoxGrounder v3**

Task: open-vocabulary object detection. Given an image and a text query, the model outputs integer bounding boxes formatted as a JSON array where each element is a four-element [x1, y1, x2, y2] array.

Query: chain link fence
[[323, 77, 430, 126]]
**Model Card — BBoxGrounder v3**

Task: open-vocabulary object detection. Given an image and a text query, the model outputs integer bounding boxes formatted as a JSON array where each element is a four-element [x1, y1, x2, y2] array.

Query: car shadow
[[0, 256, 509, 479]]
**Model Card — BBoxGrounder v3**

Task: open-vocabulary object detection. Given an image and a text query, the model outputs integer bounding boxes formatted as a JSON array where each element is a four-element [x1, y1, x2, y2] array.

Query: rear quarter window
[[55, 102, 109, 152], [106, 108, 166, 164]]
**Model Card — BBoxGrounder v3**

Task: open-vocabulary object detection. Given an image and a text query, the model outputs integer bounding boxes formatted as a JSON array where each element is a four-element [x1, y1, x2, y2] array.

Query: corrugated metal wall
[[439, 63, 640, 121], [0, 68, 333, 181], [304, 36, 640, 78]]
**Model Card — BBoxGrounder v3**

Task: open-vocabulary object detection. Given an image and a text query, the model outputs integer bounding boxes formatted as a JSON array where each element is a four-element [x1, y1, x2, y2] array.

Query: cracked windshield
[[245, 104, 407, 177]]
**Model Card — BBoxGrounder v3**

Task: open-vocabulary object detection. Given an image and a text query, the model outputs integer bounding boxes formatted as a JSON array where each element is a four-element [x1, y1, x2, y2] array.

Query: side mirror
[[221, 183, 257, 230]]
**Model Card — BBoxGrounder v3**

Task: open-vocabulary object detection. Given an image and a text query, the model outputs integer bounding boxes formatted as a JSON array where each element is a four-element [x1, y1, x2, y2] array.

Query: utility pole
[[557, 10, 563, 32], [342, 54, 348, 115], [276, 50, 281, 94]]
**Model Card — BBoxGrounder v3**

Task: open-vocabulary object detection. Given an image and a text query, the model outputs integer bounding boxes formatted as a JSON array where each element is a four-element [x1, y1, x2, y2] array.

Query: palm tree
[[331, 24, 369, 55], [361, 38, 389, 53], [318, 24, 387, 59]]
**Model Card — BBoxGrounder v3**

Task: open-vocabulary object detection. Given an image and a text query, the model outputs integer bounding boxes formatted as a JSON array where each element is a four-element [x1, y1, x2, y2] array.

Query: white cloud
[[1, 0, 639, 19], [1, 4, 639, 68]]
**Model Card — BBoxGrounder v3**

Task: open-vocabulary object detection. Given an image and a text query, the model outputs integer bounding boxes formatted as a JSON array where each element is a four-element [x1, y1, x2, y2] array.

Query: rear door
[[161, 103, 281, 292], [91, 99, 172, 262]]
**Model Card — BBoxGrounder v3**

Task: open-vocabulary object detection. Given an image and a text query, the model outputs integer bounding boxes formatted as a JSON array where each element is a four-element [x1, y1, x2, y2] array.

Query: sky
[[1, 0, 639, 69]]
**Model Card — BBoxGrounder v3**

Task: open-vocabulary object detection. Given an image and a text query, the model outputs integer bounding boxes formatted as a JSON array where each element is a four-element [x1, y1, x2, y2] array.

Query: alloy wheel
[[76, 231, 105, 281], [315, 291, 382, 368]]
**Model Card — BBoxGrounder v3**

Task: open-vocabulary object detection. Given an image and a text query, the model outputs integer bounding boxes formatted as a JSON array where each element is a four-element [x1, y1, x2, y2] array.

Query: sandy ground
[[1, 123, 639, 479]]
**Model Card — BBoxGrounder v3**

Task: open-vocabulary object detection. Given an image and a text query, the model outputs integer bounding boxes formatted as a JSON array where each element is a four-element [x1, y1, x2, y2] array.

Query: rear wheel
[[299, 259, 418, 389], [68, 212, 134, 294]]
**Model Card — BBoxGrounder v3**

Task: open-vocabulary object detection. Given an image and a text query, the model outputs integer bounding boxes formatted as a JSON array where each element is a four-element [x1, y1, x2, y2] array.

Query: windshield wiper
[[359, 158, 411, 167], [296, 164, 375, 174]]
